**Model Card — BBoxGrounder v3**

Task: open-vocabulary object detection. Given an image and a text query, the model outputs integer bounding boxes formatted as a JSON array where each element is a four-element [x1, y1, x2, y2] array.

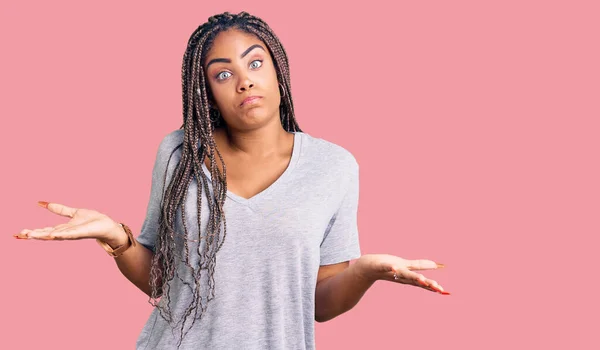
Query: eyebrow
[[205, 44, 266, 70]]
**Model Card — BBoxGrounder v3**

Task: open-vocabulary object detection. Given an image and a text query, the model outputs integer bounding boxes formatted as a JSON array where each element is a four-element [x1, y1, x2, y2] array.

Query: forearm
[[314, 260, 376, 322], [104, 232, 162, 298]]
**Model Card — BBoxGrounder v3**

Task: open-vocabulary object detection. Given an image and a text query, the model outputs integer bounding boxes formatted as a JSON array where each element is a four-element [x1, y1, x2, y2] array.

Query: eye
[[216, 71, 232, 81], [250, 60, 263, 69]]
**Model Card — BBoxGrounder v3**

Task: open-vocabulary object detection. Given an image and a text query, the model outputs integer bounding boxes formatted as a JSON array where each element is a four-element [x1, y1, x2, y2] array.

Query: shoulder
[[298, 132, 359, 202], [152, 129, 186, 162], [299, 132, 359, 172], [149, 129, 185, 172], [157, 129, 185, 153]]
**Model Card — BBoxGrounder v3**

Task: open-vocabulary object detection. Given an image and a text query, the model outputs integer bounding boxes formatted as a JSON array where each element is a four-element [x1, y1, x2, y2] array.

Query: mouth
[[240, 96, 263, 106]]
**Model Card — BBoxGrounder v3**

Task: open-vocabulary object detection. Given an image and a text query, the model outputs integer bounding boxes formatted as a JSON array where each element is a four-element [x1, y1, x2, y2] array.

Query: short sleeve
[[319, 158, 361, 265], [136, 131, 181, 253]]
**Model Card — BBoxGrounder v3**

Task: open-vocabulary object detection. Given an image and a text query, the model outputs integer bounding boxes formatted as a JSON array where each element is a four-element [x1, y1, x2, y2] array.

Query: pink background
[[1, 0, 598, 349]]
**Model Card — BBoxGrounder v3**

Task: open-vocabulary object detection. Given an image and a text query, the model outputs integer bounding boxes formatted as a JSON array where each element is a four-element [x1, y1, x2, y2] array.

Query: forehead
[[206, 28, 265, 58]]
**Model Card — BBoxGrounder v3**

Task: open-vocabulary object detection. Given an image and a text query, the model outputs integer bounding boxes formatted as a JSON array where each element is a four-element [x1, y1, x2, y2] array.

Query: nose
[[237, 75, 254, 93]]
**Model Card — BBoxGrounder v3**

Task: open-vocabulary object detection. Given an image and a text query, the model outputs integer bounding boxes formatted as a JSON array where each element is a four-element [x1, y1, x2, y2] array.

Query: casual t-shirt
[[135, 129, 361, 350]]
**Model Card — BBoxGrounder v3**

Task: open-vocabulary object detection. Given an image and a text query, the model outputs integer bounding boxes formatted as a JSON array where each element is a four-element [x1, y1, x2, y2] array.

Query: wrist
[[96, 223, 137, 258], [101, 223, 129, 249], [354, 255, 381, 284]]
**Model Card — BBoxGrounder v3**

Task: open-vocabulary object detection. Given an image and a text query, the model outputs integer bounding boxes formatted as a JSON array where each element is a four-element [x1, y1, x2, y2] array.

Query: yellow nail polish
[[436, 263, 445, 268]]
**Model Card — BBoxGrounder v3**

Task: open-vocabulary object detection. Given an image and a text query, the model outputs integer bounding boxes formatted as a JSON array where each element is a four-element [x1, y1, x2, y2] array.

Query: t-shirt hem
[[319, 251, 362, 266], [136, 237, 155, 253]]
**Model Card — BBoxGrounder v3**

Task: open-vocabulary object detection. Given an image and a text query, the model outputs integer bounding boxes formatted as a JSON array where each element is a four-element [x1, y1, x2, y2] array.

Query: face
[[203, 28, 281, 130]]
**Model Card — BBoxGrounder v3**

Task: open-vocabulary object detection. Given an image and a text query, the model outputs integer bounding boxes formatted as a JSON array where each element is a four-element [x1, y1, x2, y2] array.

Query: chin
[[234, 109, 278, 129]]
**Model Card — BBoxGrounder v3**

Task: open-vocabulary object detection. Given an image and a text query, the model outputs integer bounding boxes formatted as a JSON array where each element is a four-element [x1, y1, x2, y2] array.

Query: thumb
[[407, 259, 445, 270], [38, 201, 77, 218]]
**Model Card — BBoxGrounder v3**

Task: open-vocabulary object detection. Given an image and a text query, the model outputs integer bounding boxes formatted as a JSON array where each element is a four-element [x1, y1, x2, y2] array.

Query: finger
[[39, 201, 77, 218], [406, 259, 444, 270], [49, 224, 76, 235], [47, 223, 90, 240], [391, 272, 440, 293], [14, 229, 32, 239], [393, 267, 427, 282], [17, 225, 67, 240], [24, 227, 53, 236], [423, 279, 444, 292], [15, 223, 72, 239], [42, 224, 74, 240], [51, 223, 71, 231], [392, 268, 449, 294], [27, 227, 58, 240], [417, 277, 451, 295], [391, 275, 415, 285]]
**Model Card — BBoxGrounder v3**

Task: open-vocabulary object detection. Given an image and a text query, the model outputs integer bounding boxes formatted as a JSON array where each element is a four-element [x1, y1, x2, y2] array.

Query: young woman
[[15, 11, 449, 349]]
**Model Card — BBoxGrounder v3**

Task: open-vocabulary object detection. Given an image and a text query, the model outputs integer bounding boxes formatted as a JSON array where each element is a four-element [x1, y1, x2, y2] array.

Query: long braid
[[148, 11, 303, 347]]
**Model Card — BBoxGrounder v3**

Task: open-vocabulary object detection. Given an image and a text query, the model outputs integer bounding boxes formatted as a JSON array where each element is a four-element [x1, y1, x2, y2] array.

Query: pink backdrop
[[2, 0, 598, 349]]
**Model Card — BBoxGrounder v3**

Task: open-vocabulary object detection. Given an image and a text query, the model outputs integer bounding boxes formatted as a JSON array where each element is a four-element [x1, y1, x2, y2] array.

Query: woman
[[15, 11, 449, 349]]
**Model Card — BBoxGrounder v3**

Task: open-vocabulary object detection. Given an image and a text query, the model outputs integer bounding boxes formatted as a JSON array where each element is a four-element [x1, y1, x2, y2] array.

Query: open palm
[[14, 202, 120, 242], [358, 253, 450, 295]]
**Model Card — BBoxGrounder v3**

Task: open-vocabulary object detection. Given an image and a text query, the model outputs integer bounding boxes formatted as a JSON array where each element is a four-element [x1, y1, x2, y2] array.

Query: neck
[[220, 118, 292, 158]]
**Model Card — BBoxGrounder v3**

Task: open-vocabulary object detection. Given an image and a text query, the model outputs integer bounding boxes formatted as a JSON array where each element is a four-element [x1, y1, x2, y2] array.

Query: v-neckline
[[200, 131, 302, 206]]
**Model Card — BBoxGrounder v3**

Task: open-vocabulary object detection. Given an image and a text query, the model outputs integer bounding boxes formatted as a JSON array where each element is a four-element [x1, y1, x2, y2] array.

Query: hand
[[356, 254, 450, 295], [14, 201, 126, 246]]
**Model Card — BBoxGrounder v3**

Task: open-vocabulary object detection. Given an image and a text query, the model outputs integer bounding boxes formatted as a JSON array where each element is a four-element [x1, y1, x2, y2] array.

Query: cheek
[[259, 62, 280, 91], [265, 72, 281, 97], [208, 83, 233, 108]]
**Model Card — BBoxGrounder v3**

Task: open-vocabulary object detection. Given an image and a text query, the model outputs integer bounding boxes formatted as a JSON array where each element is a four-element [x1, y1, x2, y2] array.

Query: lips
[[240, 96, 262, 106]]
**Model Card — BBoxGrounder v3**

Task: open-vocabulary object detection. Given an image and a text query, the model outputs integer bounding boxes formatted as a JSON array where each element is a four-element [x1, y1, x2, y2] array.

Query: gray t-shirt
[[135, 129, 361, 349]]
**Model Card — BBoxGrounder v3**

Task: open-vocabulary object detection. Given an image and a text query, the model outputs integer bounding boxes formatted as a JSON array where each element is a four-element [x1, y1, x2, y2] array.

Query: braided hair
[[148, 11, 302, 346]]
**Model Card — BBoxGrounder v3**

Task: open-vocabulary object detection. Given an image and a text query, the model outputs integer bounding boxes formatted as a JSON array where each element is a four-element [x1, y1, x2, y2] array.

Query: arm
[[20, 202, 164, 298], [104, 227, 162, 298], [314, 259, 376, 323], [314, 254, 449, 322], [106, 131, 178, 298]]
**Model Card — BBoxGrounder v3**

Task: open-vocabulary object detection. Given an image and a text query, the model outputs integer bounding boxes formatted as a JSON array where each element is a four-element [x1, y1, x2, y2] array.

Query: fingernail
[[436, 262, 445, 268], [38, 201, 49, 208], [439, 291, 451, 295]]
